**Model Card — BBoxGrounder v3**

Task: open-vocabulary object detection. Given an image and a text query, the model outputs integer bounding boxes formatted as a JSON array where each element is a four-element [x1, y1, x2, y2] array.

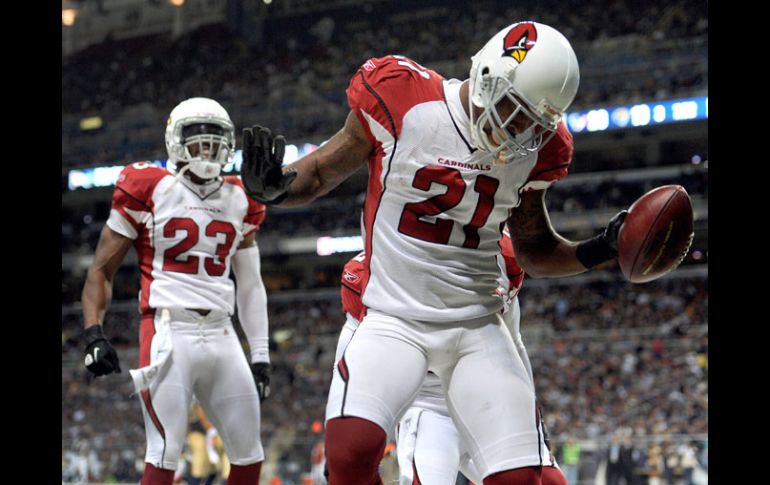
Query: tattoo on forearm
[[511, 193, 559, 258]]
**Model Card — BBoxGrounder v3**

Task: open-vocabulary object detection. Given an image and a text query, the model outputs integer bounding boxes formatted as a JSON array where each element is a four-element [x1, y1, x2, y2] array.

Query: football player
[[242, 22, 624, 484], [81, 97, 271, 485]]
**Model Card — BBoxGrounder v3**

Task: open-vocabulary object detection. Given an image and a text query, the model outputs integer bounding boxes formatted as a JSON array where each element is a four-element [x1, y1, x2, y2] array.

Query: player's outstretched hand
[[250, 362, 271, 402], [241, 125, 297, 204], [83, 325, 122, 376]]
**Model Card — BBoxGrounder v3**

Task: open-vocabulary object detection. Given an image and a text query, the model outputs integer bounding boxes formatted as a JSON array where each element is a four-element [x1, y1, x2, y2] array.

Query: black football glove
[[604, 209, 629, 255], [83, 325, 122, 376], [576, 210, 628, 269], [241, 125, 297, 204], [250, 362, 271, 402]]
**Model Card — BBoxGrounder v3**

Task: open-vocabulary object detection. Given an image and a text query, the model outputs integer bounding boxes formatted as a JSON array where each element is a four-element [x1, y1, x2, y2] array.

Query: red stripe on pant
[[338, 356, 349, 382], [412, 461, 423, 485], [138, 312, 165, 439], [139, 312, 156, 367], [141, 389, 166, 440]]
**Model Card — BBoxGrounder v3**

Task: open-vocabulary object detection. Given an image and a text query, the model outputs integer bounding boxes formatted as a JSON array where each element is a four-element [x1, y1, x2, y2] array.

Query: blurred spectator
[[606, 434, 623, 485], [678, 441, 699, 485], [619, 435, 636, 485], [646, 442, 665, 485], [560, 437, 581, 485]]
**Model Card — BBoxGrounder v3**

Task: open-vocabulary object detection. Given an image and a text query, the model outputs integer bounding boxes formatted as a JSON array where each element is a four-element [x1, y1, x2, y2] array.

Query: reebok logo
[[343, 270, 360, 283]]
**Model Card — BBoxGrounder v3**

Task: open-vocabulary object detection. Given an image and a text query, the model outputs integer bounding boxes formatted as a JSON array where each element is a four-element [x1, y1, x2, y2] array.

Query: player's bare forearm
[[82, 274, 113, 329], [81, 226, 134, 327], [508, 189, 588, 278], [279, 111, 372, 207]]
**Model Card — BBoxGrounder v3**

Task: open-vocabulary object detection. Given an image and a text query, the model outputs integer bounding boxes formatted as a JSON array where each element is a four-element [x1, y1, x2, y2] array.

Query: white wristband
[[249, 337, 270, 364]]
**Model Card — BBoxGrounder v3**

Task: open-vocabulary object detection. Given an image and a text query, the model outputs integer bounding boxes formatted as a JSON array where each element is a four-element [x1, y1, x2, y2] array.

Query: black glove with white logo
[[241, 125, 297, 204], [83, 325, 122, 376], [250, 362, 271, 402]]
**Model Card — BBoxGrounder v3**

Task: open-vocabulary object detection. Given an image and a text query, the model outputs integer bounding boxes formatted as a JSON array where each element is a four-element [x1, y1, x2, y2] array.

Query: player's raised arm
[[509, 189, 626, 278], [240, 111, 372, 207]]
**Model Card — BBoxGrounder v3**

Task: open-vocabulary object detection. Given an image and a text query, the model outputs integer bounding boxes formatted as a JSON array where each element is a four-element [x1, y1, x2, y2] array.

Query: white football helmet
[[468, 21, 579, 164], [165, 97, 235, 180]]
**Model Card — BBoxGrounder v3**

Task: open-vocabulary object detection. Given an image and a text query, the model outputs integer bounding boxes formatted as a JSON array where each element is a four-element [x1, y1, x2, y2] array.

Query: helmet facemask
[[470, 73, 558, 165], [170, 120, 234, 181], [181, 122, 233, 177]]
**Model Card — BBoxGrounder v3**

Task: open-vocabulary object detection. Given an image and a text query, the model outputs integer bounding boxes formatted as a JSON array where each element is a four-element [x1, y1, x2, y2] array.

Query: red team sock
[[325, 417, 386, 485], [483, 466, 542, 485], [227, 462, 262, 485], [140, 463, 175, 485], [541, 466, 568, 485]]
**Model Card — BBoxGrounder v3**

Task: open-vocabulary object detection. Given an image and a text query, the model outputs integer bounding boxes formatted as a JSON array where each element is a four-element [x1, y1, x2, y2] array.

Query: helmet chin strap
[[165, 163, 192, 193], [468, 82, 479, 148], [165, 161, 224, 193]]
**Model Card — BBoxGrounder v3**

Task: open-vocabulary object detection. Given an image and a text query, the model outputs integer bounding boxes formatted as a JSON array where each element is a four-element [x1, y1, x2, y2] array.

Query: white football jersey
[[349, 55, 572, 322], [106, 162, 266, 315]]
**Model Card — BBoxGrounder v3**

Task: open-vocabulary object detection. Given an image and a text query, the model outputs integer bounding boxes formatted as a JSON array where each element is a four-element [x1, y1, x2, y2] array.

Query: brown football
[[617, 185, 694, 283]]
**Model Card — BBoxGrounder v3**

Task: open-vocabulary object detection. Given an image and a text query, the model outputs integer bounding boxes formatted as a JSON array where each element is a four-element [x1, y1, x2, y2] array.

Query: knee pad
[[325, 417, 386, 485], [140, 463, 175, 485], [484, 466, 542, 485], [541, 466, 568, 485], [227, 462, 262, 485]]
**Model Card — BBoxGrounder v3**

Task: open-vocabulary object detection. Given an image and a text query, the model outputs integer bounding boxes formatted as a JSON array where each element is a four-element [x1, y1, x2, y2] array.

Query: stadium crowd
[[62, 0, 707, 168]]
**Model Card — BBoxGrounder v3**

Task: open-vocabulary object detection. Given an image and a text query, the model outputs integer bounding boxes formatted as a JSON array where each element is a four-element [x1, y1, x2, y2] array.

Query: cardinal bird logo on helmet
[[502, 22, 538, 63]]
